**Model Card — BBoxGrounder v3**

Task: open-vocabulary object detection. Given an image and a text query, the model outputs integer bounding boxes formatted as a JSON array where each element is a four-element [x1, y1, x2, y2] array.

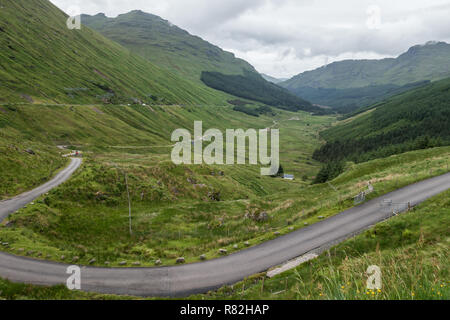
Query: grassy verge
[[0, 278, 134, 300]]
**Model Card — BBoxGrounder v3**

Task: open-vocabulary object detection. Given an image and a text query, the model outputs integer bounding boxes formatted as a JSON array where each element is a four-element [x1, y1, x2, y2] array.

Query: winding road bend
[[0, 162, 449, 297], [0, 158, 82, 222]]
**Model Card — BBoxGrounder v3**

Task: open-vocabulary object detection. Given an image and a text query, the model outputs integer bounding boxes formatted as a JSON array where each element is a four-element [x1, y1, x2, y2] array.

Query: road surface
[[0, 158, 82, 222], [0, 167, 449, 297]]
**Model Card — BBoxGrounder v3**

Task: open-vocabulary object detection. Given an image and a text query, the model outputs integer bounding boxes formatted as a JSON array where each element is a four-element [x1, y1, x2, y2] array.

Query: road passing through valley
[[0, 161, 449, 297]]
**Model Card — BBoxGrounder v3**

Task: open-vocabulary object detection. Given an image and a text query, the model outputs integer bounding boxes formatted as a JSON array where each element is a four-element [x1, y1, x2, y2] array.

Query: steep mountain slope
[[312, 77, 450, 163], [281, 41, 450, 112], [0, 0, 227, 105], [81, 11, 256, 83], [81, 11, 323, 113]]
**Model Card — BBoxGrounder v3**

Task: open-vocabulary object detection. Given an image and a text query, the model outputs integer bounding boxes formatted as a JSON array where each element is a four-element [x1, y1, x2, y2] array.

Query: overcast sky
[[50, 0, 450, 78]]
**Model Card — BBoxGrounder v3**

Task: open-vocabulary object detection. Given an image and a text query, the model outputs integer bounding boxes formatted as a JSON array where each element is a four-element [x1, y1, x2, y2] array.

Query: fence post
[[125, 173, 132, 236], [261, 276, 265, 294]]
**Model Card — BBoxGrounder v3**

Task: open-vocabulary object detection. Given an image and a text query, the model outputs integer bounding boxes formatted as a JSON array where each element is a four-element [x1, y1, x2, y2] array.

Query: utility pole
[[125, 173, 132, 236]]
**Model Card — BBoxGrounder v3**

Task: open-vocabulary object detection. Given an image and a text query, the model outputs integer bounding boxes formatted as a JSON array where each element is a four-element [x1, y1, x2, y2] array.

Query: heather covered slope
[[0, 0, 228, 105]]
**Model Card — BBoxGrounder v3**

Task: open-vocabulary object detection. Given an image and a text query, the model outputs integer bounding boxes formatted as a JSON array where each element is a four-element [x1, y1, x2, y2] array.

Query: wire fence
[[354, 192, 366, 205], [379, 200, 409, 215]]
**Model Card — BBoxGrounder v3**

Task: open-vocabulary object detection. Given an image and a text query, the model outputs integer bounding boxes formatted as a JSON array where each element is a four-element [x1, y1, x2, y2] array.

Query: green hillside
[[81, 11, 256, 83], [312, 78, 450, 163], [80, 11, 320, 113], [281, 41, 450, 112], [0, 0, 227, 105]]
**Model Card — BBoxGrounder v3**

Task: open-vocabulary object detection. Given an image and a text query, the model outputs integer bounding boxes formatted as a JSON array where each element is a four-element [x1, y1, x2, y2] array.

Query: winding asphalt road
[[0, 160, 449, 297], [0, 158, 82, 222]]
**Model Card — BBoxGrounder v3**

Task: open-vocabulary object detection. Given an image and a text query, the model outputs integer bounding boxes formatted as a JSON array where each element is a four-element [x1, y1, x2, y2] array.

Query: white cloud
[[50, 0, 450, 78]]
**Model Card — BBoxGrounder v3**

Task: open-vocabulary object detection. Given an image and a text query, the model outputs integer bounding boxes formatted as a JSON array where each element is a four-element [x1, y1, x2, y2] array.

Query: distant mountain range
[[280, 41, 450, 113], [261, 74, 288, 84], [3, 0, 448, 117]]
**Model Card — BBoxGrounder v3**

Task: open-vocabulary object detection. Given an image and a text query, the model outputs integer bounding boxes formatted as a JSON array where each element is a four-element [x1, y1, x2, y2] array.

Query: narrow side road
[[0, 158, 82, 222]]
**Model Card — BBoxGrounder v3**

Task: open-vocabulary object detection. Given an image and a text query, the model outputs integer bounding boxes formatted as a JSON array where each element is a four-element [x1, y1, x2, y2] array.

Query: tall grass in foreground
[[195, 189, 449, 300], [293, 245, 448, 300]]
